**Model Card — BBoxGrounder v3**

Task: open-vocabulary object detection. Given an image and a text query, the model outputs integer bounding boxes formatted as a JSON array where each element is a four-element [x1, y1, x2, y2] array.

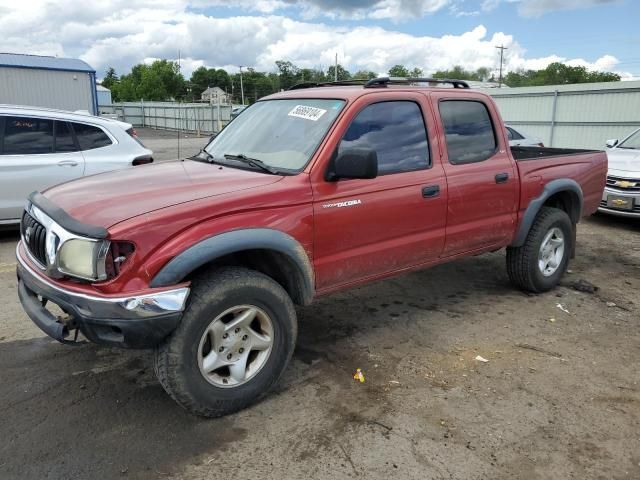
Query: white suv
[[0, 105, 153, 225]]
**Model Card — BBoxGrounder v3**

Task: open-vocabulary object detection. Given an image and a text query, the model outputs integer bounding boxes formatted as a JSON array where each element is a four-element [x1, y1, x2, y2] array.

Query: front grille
[[21, 211, 48, 266], [606, 175, 640, 192]]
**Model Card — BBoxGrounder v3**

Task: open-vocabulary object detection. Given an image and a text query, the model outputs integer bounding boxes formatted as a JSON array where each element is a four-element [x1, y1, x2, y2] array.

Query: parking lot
[[135, 127, 210, 162], [0, 129, 638, 479]]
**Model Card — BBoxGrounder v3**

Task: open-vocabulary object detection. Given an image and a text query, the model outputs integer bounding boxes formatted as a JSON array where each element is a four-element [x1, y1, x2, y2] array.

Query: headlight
[[57, 239, 110, 281]]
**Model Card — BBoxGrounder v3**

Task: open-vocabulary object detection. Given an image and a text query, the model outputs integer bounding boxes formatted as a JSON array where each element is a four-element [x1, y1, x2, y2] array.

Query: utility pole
[[239, 65, 245, 105], [334, 52, 338, 82], [495, 44, 508, 88]]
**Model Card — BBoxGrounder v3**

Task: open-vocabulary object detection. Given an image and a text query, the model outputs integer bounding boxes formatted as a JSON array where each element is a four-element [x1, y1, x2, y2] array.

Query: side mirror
[[329, 147, 378, 181], [605, 139, 618, 148]]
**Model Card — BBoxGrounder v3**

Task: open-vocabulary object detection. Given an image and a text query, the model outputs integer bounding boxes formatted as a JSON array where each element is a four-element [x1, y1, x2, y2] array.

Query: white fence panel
[[98, 102, 232, 134]]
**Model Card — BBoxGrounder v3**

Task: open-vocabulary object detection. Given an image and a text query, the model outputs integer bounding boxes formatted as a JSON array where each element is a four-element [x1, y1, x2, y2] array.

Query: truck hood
[[607, 148, 640, 175], [43, 160, 283, 229]]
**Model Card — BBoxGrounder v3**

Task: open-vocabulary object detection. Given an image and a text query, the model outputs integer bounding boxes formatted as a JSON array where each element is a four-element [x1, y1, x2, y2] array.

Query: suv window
[[338, 101, 429, 175], [55, 121, 78, 152], [507, 127, 524, 141], [2, 116, 53, 155], [72, 122, 112, 150], [439, 101, 497, 164]]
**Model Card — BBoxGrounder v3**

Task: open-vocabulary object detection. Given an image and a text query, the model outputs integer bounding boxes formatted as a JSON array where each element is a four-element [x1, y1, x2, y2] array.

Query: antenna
[[177, 49, 181, 159], [495, 44, 508, 88]]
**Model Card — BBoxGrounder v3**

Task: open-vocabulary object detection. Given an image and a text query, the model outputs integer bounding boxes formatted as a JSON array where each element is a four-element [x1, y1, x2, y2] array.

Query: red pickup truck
[[16, 77, 607, 417]]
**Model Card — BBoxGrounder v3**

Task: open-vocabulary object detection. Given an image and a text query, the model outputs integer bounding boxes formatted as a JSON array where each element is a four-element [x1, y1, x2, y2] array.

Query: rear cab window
[[439, 100, 497, 164], [337, 101, 430, 175]]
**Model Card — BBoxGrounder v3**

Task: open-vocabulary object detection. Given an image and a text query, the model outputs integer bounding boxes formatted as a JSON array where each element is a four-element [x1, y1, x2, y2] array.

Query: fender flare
[[150, 228, 315, 305], [511, 179, 583, 247]]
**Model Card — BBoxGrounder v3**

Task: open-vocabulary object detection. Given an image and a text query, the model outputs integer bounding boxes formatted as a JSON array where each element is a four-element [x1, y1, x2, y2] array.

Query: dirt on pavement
[[0, 213, 638, 480]]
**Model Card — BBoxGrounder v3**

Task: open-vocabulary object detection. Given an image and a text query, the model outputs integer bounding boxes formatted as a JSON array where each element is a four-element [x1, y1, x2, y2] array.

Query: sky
[[0, 0, 638, 80]]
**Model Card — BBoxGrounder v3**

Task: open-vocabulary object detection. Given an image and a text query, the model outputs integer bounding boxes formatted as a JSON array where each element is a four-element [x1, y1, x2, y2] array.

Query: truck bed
[[511, 146, 600, 161]]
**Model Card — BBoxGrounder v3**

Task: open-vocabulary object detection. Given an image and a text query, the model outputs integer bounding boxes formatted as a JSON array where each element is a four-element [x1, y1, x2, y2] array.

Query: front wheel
[[506, 207, 573, 293], [154, 267, 297, 417]]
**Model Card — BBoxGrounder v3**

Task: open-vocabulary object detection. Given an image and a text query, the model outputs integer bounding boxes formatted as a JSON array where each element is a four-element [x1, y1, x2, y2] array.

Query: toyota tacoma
[[16, 77, 607, 417]]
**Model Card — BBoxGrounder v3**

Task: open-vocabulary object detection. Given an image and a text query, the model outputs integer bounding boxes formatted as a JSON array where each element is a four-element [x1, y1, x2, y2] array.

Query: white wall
[[484, 81, 640, 149], [0, 67, 95, 113]]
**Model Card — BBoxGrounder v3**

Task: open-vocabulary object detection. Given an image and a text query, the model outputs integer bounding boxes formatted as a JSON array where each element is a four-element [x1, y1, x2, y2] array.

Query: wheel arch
[[511, 179, 583, 247], [150, 229, 314, 306]]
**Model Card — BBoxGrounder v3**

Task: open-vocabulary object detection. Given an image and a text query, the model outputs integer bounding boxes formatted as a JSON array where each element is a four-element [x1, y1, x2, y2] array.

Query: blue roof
[[0, 53, 95, 73]]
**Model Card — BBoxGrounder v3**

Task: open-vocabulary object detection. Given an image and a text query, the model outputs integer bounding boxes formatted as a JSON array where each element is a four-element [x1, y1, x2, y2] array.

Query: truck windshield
[[618, 130, 640, 150], [205, 99, 345, 172]]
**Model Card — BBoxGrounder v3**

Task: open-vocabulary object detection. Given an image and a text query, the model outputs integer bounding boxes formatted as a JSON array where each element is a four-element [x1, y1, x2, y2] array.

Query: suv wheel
[[506, 206, 573, 293], [154, 267, 297, 417]]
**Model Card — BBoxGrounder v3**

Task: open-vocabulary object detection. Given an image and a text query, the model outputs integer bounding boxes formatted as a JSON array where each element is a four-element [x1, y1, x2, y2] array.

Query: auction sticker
[[288, 105, 327, 121]]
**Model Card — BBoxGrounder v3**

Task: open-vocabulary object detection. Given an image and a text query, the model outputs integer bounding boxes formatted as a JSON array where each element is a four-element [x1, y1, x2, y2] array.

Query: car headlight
[[57, 239, 110, 281]]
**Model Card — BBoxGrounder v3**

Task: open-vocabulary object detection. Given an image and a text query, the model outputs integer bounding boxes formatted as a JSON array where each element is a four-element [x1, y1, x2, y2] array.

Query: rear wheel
[[154, 267, 297, 417], [506, 207, 573, 293]]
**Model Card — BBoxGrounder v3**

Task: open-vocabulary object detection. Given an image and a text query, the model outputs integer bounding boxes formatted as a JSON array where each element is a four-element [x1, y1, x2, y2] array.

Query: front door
[[430, 95, 518, 256], [311, 93, 447, 292], [0, 116, 85, 221]]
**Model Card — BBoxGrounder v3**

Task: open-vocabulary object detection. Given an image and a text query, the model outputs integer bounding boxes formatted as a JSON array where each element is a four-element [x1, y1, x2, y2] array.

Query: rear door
[[430, 94, 518, 256], [0, 116, 85, 221], [70, 121, 120, 176], [311, 93, 447, 291]]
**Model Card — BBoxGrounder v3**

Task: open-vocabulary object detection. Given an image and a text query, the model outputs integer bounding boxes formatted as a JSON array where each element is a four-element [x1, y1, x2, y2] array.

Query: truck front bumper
[[16, 243, 189, 349], [598, 187, 640, 218]]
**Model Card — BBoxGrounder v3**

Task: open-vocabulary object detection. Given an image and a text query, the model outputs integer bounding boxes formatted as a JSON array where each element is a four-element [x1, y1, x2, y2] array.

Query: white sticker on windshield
[[288, 105, 327, 121]]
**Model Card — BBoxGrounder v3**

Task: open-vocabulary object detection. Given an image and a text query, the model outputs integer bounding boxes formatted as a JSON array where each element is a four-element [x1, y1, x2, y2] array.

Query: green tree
[[352, 70, 378, 80], [275, 60, 300, 90], [326, 64, 351, 81], [109, 60, 185, 101], [388, 64, 410, 77], [409, 67, 423, 77], [432, 65, 484, 81], [504, 62, 621, 87], [189, 67, 231, 99], [101, 67, 118, 90]]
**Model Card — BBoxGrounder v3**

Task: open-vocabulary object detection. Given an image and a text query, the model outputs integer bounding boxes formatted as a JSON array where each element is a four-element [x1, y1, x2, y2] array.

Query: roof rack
[[287, 77, 471, 91], [288, 79, 371, 90], [364, 77, 470, 89]]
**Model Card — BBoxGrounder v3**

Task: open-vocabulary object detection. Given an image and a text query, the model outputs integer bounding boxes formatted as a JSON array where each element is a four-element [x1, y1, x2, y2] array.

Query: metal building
[[0, 53, 98, 115], [482, 80, 640, 150], [96, 85, 112, 107]]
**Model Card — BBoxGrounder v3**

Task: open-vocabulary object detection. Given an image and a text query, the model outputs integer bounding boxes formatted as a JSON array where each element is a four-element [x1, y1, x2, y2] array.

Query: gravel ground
[[0, 213, 638, 480]]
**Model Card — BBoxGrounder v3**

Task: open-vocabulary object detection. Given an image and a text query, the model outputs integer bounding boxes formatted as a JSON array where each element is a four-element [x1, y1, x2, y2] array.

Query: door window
[[439, 101, 497, 164], [338, 101, 429, 175], [2, 116, 54, 155], [72, 123, 112, 150], [507, 127, 524, 140], [55, 121, 78, 152]]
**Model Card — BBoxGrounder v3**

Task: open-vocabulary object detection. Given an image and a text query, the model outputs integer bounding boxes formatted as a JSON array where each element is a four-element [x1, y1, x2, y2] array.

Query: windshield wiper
[[223, 153, 280, 175], [189, 149, 216, 163]]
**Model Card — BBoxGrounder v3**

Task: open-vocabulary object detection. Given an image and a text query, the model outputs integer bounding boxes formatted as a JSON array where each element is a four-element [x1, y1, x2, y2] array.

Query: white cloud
[[0, 0, 627, 81]]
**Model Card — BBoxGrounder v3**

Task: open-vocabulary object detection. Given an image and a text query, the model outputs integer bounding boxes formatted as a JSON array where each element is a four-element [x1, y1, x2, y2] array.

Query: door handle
[[495, 172, 509, 184], [57, 160, 78, 167], [422, 185, 440, 198]]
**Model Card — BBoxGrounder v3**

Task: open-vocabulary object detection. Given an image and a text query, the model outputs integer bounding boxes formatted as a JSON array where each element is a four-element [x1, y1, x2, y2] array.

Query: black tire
[[154, 267, 297, 417], [506, 207, 573, 293]]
